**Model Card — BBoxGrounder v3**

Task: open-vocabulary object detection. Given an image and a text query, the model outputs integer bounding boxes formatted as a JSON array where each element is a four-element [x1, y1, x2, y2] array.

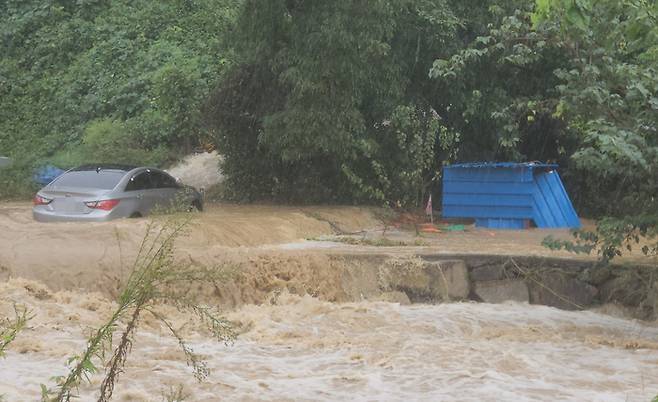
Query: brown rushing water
[[1, 280, 657, 402]]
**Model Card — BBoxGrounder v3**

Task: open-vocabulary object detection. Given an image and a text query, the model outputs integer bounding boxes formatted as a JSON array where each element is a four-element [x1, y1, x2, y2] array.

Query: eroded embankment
[[183, 252, 658, 320], [1, 202, 656, 317], [2, 201, 612, 296], [17, 247, 650, 320]]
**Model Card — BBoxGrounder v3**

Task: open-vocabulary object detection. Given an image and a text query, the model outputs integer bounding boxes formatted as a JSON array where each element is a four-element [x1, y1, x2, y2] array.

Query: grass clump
[[0, 304, 30, 356], [0, 304, 31, 402], [40, 215, 235, 402]]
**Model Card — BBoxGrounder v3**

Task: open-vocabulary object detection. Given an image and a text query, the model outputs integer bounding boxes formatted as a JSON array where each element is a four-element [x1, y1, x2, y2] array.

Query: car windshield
[[50, 170, 126, 190]]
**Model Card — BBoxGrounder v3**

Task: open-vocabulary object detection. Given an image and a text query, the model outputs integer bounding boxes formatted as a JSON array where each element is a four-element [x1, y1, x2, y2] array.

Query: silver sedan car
[[33, 164, 203, 222]]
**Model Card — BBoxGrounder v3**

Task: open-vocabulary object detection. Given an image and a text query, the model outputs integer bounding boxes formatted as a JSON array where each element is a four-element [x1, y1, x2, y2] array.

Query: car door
[[124, 170, 158, 215], [150, 171, 180, 210]]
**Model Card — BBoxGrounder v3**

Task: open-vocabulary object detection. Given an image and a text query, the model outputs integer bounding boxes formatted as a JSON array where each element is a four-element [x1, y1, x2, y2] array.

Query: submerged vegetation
[[0, 0, 656, 260]]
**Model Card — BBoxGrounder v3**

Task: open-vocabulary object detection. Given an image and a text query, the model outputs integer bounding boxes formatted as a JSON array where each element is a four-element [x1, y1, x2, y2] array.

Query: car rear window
[[51, 170, 126, 190]]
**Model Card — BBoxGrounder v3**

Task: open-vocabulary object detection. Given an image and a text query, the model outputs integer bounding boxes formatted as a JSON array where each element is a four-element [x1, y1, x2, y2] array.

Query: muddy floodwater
[[1, 203, 657, 400], [1, 280, 657, 402]]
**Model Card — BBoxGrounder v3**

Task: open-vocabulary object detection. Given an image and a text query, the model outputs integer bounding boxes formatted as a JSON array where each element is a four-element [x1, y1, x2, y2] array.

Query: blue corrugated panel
[[533, 170, 581, 228], [475, 218, 528, 229], [442, 162, 580, 229]]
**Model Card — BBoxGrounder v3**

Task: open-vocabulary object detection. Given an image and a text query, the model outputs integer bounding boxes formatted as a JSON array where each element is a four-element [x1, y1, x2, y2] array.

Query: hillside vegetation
[[1, 0, 656, 258], [1, 0, 238, 195]]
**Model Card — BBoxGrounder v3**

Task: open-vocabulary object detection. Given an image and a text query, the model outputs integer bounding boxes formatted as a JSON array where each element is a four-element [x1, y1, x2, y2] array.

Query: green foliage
[[430, 1, 657, 215], [0, 163, 39, 200], [537, 0, 658, 261], [2, 0, 656, 264], [53, 118, 168, 167], [532, 0, 591, 30], [41, 118, 170, 173], [0, 0, 238, 196], [429, 8, 573, 164], [345, 105, 458, 205], [205, 0, 459, 205], [544, 0, 657, 217], [0, 304, 30, 357], [544, 215, 657, 262], [428, 0, 657, 261]]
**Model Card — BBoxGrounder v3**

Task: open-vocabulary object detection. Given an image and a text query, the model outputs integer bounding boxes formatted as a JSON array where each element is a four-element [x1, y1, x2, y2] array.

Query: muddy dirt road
[[0, 202, 589, 294], [0, 203, 380, 292]]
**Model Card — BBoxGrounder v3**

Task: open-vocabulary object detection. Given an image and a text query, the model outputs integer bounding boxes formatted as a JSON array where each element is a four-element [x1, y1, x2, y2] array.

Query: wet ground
[[0, 202, 605, 292]]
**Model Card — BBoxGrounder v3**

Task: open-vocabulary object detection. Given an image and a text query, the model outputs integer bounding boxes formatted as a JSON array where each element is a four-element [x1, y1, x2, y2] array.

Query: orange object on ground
[[418, 224, 441, 233]]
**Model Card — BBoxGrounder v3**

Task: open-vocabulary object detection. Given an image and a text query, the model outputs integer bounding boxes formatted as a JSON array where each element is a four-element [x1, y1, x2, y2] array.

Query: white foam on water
[[1, 298, 657, 401], [273, 240, 344, 250]]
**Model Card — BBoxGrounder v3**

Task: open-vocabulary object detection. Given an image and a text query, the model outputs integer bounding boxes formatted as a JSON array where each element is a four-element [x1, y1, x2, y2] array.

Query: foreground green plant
[[0, 304, 30, 357], [41, 215, 235, 401], [0, 304, 30, 402]]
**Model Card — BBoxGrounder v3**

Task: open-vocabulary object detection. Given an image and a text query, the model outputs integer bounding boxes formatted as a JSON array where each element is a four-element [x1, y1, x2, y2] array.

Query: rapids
[[1, 280, 657, 401]]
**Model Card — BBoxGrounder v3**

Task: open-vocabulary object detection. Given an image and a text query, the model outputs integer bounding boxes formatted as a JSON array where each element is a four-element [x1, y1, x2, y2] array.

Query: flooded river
[[1, 280, 657, 401]]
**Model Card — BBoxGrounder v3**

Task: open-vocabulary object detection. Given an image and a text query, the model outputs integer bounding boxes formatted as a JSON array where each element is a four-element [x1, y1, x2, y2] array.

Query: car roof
[[73, 164, 137, 172]]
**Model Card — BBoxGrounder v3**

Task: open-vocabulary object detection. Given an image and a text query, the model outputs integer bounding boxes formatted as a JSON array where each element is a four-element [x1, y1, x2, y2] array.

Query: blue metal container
[[442, 162, 580, 229], [33, 165, 66, 186]]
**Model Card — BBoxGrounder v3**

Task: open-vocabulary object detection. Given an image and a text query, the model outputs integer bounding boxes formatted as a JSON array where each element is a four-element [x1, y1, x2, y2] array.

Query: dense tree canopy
[[205, 0, 462, 203]]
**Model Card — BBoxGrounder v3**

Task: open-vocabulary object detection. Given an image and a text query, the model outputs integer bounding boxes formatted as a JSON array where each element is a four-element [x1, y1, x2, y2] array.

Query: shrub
[[41, 215, 235, 401]]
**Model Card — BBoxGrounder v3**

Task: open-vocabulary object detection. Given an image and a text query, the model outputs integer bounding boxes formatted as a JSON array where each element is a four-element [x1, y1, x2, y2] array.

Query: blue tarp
[[442, 162, 580, 229], [33, 165, 66, 186]]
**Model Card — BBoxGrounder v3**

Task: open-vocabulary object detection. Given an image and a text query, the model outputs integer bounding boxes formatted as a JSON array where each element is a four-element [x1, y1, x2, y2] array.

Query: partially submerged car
[[33, 164, 203, 222]]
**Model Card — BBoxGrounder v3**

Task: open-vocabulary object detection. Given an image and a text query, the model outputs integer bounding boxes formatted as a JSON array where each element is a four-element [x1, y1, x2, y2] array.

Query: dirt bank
[[0, 202, 596, 294], [2, 201, 656, 318], [0, 203, 381, 292]]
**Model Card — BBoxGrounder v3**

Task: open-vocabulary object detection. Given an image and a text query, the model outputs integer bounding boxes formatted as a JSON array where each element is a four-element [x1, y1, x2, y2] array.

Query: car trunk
[[40, 188, 110, 215]]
